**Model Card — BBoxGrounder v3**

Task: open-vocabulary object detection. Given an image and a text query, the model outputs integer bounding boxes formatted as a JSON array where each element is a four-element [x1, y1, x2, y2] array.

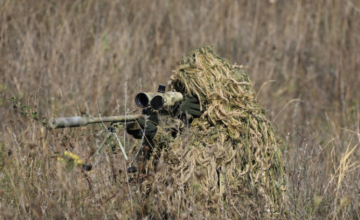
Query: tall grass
[[1, 0, 360, 219]]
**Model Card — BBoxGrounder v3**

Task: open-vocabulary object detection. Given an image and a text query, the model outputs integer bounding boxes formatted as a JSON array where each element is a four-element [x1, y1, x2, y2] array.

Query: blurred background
[[1, 0, 360, 219]]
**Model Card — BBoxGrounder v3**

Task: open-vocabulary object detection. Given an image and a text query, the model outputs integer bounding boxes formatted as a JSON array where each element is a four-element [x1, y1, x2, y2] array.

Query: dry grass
[[1, 0, 360, 219]]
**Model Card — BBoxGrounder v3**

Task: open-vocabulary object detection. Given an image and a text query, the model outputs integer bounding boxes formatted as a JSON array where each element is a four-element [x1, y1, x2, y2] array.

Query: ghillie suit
[[133, 47, 286, 219]]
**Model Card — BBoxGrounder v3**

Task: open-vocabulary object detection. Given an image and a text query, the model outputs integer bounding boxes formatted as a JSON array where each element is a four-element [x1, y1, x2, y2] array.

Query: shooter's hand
[[126, 109, 158, 140], [173, 94, 206, 119]]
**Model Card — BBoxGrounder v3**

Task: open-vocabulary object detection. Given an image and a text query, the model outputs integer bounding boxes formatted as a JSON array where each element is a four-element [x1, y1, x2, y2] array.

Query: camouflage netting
[[135, 46, 287, 219]]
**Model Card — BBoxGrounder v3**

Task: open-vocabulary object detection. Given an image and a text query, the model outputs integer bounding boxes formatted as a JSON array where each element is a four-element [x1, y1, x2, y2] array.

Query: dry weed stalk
[[323, 136, 360, 219]]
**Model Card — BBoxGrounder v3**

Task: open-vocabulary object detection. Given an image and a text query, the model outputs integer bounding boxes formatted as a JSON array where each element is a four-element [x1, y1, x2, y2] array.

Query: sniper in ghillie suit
[[51, 46, 287, 219]]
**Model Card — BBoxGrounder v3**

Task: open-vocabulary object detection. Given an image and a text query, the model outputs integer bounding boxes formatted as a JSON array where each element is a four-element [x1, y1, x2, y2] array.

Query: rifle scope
[[135, 92, 152, 108], [135, 92, 183, 110], [135, 85, 183, 110]]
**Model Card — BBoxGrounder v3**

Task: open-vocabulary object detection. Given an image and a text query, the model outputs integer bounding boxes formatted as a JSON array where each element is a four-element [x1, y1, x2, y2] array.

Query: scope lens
[[150, 96, 164, 110], [135, 93, 149, 108]]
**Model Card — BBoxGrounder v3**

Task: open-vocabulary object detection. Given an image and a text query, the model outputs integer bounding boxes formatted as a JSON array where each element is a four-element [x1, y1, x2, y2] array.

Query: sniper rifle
[[49, 85, 183, 161]]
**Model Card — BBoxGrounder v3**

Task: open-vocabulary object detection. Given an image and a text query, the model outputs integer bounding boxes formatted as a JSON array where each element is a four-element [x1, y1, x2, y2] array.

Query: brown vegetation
[[1, 0, 360, 219]]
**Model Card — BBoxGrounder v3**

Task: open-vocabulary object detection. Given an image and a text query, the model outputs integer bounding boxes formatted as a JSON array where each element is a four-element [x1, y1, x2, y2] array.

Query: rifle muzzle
[[49, 116, 88, 128]]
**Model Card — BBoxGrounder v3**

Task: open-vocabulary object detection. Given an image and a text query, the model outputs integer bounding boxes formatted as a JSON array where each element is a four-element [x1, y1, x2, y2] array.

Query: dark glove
[[173, 94, 205, 118], [126, 109, 158, 140]]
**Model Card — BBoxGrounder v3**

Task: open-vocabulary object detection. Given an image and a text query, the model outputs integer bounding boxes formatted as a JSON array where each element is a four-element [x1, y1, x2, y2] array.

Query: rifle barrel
[[49, 114, 144, 129]]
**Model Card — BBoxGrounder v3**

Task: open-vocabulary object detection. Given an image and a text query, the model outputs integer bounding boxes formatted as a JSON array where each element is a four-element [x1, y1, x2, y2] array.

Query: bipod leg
[[112, 132, 128, 160], [94, 131, 113, 156], [94, 125, 128, 160]]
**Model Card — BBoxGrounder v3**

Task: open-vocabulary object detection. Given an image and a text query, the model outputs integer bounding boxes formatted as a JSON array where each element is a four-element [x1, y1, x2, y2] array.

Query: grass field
[[1, 0, 360, 219]]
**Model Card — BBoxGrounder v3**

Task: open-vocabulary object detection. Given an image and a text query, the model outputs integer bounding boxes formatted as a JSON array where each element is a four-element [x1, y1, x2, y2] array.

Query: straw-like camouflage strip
[[137, 46, 286, 219]]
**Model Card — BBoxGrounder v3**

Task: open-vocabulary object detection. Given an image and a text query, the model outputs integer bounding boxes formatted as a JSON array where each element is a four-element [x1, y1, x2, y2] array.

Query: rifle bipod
[[95, 122, 128, 160]]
